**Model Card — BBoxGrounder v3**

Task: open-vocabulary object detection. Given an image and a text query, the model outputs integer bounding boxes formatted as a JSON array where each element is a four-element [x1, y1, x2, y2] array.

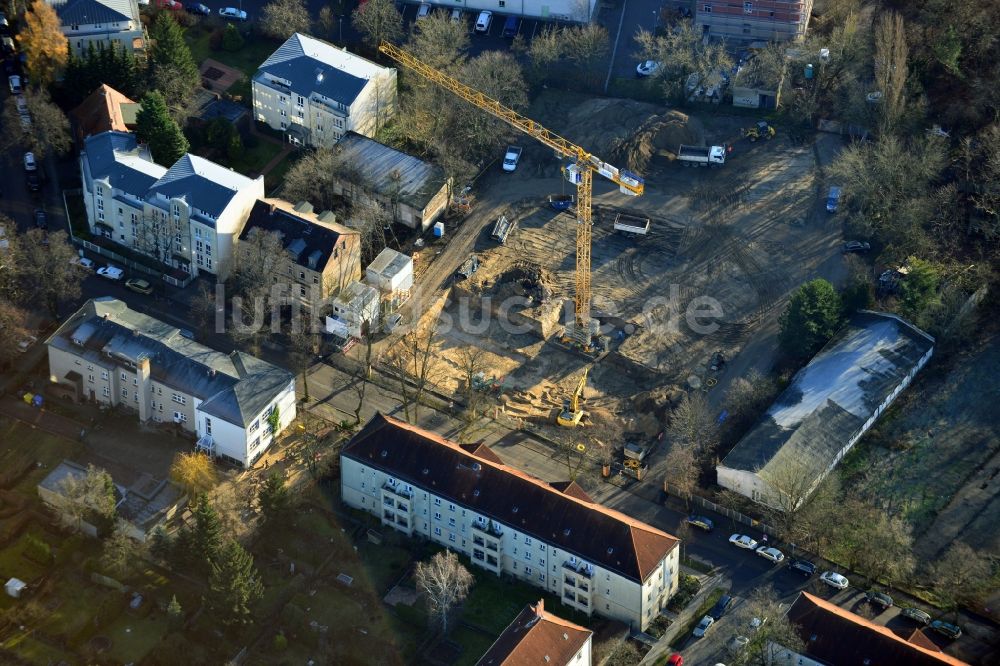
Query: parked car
[[1, 36, 13, 55], [475, 10, 492, 32], [929, 620, 962, 639], [25, 170, 40, 192], [755, 546, 785, 564], [842, 240, 871, 253], [636, 60, 660, 77], [33, 209, 47, 229], [157, 0, 182, 9], [692, 615, 715, 638], [787, 558, 816, 577], [97, 265, 125, 280], [686, 515, 714, 532], [218, 7, 247, 20], [899, 607, 932, 625], [185, 2, 210, 14], [15, 95, 27, 116], [502, 15, 520, 38], [17, 335, 37, 353], [729, 534, 758, 550], [23, 152, 36, 171], [0, 12, 9, 31], [709, 594, 734, 620], [126, 278, 154, 294], [71, 256, 96, 270], [450, 8, 462, 22], [819, 571, 849, 590], [8, 73, 21, 93], [826, 186, 842, 213], [865, 590, 894, 610]]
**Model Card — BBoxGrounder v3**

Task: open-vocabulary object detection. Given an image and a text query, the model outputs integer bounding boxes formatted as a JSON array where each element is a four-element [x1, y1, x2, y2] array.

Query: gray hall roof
[[47, 298, 293, 427], [53, 0, 135, 26], [721, 311, 934, 484], [333, 132, 449, 212]]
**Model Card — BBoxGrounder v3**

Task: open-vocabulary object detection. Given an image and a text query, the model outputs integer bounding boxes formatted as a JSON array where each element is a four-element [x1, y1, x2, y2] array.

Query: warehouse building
[[717, 311, 934, 510]]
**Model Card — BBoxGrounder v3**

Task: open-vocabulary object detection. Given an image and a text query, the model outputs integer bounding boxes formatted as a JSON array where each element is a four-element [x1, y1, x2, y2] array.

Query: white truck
[[502, 146, 522, 172], [677, 144, 728, 167]]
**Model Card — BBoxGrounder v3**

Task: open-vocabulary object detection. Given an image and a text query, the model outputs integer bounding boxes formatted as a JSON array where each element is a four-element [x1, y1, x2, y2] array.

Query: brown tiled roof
[[460, 442, 504, 465], [786, 593, 969, 666], [549, 481, 593, 503], [477, 600, 591, 666], [70, 84, 138, 141], [343, 414, 679, 582]]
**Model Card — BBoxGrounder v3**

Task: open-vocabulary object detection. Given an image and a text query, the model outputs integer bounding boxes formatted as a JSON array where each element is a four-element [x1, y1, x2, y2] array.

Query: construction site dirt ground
[[407, 92, 848, 440]]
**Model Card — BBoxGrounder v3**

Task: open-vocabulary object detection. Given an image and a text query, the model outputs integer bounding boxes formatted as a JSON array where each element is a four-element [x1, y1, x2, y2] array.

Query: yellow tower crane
[[378, 42, 645, 349]]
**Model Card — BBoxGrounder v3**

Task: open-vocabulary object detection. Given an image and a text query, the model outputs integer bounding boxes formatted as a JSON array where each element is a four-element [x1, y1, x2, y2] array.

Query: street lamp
[[339, 16, 343, 43]]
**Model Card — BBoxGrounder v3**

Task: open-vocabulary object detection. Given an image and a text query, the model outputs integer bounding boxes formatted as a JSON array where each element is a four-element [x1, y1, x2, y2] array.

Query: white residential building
[[50, 0, 146, 55], [365, 247, 413, 313], [46, 298, 297, 468], [78, 131, 264, 279], [326, 281, 380, 339], [341, 414, 681, 631], [252, 33, 397, 148]]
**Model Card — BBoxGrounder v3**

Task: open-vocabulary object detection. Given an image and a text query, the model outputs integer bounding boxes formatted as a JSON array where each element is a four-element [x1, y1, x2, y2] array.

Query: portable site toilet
[[433, 221, 445, 238], [5, 578, 26, 598]]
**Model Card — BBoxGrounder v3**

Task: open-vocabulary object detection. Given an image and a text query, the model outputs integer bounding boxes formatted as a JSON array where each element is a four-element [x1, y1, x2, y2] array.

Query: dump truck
[[677, 144, 728, 167], [502, 145, 522, 172], [455, 255, 480, 280], [613, 213, 650, 235]]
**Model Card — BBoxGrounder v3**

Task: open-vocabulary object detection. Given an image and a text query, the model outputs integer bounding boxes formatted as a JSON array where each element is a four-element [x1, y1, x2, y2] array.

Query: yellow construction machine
[[556, 368, 589, 427], [743, 121, 776, 142]]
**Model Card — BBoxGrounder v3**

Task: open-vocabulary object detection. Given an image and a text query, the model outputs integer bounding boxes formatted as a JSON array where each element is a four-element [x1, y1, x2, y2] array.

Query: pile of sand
[[531, 93, 704, 174]]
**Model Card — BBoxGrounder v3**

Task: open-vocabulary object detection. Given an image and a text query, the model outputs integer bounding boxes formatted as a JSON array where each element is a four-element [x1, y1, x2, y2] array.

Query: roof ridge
[[798, 593, 969, 666], [376, 414, 679, 560]]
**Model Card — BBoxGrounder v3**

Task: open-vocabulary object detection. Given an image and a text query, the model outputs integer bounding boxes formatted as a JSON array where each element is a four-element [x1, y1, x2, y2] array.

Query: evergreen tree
[[190, 494, 223, 574], [166, 595, 183, 629], [148, 12, 200, 89], [136, 91, 189, 164], [257, 472, 291, 526], [779, 279, 844, 360], [222, 24, 245, 52], [207, 540, 264, 626]]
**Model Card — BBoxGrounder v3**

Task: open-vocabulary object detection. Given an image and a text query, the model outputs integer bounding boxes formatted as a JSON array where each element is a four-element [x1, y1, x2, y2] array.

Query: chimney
[[137, 357, 152, 423], [535, 599, 544, 617], [209, 368, 216, 378]]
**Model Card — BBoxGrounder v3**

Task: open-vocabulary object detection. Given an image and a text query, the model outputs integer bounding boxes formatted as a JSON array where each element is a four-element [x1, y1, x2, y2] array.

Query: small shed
[[365, 248, 413, 310], [5, 578, 26, 598]]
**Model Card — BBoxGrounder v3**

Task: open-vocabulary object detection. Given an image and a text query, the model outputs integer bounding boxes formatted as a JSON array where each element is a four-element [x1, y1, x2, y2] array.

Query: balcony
[[473, 536, 485, 547], [471, 520, 502, 538], [563, 577, 576, 588], [562, 560, 593, 577], [382, 481, 412, 499]]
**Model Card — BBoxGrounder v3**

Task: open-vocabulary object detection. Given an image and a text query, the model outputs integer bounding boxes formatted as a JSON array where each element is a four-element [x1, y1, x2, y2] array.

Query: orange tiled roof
[[70, 84, 137, 140], [477, 600, 591, 665]]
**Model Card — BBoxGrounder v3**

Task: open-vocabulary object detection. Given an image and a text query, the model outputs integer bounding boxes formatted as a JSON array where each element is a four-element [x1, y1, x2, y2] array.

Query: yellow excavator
[[743, 121, 776, 142], [557, 368, 589, 427]]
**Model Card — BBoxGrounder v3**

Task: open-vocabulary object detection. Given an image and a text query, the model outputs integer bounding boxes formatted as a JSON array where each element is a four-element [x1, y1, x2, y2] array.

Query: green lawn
[[461, 569, 588, 635], [264, 150, 299, 196], [104, 611, 171, 664], [184, 25, 281, 76], [227, 138, 283, 177], [452, 625, 498, 666]]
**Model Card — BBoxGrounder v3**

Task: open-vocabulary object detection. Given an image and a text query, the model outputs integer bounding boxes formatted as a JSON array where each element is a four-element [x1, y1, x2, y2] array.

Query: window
[[524, 566, 532, 576], [133, 391, 138, 402], [433, 512, 441, 521], [498, 0, 505, 6], [448, 518, 455, 528], [133, 378, 137, 386], [280, 109, 288, 117], [249, 420, 260, 434], [434, 498, 441, 506], [87, 374, 95, 383], [121, 371, 127, 381], [703, 4, 711, 11], [539, 558, 545, 567], [101, 370, 109, 380], [102, 386, 110, 397], [121, 387, 128, 398], [448, 503, 455, 512], [174, 411, 187, 422], [299, 271, 305, 280], [525, 552, 531, 562], [205, 418, 212, 435], [172, 393, 186, 405], [524, 537, 532, 546], [296, 95, 304, 106], [433, 527, 441, 536], [743, 1, 753, 13], [448, 533, 456, 543]]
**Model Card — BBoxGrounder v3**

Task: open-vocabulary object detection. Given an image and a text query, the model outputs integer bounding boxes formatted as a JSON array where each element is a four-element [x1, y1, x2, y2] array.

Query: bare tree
[[667, 393, 718, 460], [635, 24, 733, 102], [316, 6, 336, 40], [414, 550, 474, 634], [288, 319, 317, 401], [17, 230, 80, 315], [930, 542, 993, 616], [57, 464, 116, 533], [758, 458, 821, 536], [456, 346, 488, 422], [228, 228, 287, 351], [348, 198, 392, 265], [386, 326, 442, 423], [352, 0, 404, 50], [729, 586, 805, 666], [170, 451, 218, 497], [260, 0, 311, 40], [662, 442, 698, 509], [101, 519, 139, 578], [723, 369, 777, 435], [0, 300, 29, 369], [1, 88, 71, 158], [873, 11, 909, 131], [789, 474, 843, 553]]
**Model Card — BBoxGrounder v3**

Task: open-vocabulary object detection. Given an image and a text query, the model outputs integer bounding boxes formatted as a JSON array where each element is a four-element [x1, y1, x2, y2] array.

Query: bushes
[[23, 533, 53, 565], [222, 24, 245, 52], [666, 574, 701, 612]]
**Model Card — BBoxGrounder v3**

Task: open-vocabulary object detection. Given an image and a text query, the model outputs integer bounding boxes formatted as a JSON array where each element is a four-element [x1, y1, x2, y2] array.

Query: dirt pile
[[531, 93, 703, 174]]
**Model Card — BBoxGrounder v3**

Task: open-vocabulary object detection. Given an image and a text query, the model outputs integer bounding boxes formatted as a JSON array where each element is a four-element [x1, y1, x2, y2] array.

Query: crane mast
[[378, 42, 644, 348]]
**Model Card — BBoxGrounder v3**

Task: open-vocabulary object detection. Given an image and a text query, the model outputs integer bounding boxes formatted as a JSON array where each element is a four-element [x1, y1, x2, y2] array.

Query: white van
[[475, 10, 492, 33]]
